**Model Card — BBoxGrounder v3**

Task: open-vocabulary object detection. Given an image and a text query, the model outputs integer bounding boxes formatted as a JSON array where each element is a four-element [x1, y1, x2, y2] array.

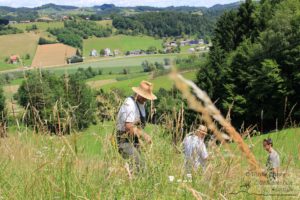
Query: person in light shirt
[[263, 138, 280, 182], [183, 125, 209, 173], [116, 80, 157, 172]]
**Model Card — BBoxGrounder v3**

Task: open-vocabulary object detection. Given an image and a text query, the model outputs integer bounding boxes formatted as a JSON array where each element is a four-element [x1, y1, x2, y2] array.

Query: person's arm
[[200, 143, 209, 161], [125, 122, 152, 144]]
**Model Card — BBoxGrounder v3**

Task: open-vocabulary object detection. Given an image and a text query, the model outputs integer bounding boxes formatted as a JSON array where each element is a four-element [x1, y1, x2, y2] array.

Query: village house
[[9, 55, 20, 64], [198, 39, 204, 45], [62, 16, 69, 21], [189, 40, 199, 45], [188, 48, 195, 53], [170, 42, 177, 47], [9, 21, 18, 24], [129, 50, 142, 55], [90, 49, 98, 57], [180, 40, 189, 46], [104, 48, 111, 56]]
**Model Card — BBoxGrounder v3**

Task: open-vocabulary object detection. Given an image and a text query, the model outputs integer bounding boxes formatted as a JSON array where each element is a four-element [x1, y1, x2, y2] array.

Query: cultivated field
[[83, 35, 163, 57], [31, 43, 77, 67]]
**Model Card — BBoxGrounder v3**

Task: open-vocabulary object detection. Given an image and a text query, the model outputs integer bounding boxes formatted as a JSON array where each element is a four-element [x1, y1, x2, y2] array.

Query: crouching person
[[183, 125, 209, 174], [116, 81, 157, 173]]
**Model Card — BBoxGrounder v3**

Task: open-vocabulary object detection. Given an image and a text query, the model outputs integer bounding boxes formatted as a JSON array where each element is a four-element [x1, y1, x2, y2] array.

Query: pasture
[[0, 33, 39, 70], [83, 35, 163, 57]]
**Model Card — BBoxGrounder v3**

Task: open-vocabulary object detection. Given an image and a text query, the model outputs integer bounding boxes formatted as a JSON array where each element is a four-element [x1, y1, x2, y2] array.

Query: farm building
[[189, 40, 199, 45], [9, 55, 20, 64], [188, 48, 195, 53], [90, 49, 98, 57], [31, 43, 77, 68], [104, 48, 111, 56]]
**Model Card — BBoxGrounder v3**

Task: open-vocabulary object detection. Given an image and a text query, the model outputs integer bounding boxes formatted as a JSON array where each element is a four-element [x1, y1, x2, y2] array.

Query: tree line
[[48, 20, 112, 49], [0, 19, 23, 35], [195, 0, 300, 131], [112, 11, 214, 37]]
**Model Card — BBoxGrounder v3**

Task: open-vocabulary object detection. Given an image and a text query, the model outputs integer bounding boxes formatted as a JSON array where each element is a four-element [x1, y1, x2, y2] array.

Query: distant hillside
[[34, 3, 79, 11], [0, 2, 241, 21], [209, 2, 241, 11], [93, 4, 116, 10]]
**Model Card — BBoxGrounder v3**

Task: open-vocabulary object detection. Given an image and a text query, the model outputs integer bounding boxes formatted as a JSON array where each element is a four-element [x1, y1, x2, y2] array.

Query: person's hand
[[143, 133, 152, 144]]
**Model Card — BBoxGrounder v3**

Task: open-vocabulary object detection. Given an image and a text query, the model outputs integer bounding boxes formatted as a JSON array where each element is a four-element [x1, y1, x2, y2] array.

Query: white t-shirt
[[183, 134, 208, 170], [116, 97, 146, 132], [267, 148, 280, 169]]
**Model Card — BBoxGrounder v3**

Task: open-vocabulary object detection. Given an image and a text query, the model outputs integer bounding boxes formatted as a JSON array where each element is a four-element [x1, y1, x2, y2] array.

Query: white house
[[188, 48, 195, 53], [9, 21, 18, 24], [170, 42, 177, 47], [199, 39, 204, 45], [90, 49, 98, 57], [104, 48, 111, 56]]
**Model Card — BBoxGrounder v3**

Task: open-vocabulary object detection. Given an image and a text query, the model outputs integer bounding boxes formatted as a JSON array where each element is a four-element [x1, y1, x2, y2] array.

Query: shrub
[[16, 71, 96, 133]]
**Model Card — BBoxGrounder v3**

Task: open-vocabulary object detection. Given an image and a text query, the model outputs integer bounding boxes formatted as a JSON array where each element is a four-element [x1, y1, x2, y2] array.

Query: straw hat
[[196, 125, 208, 135], [132, 80, 157, 100]]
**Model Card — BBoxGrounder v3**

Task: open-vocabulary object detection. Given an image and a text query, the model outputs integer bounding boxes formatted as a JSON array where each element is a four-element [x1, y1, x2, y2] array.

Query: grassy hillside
[[11, 21, 63, 32], [83, 35, 163, 57], [247, 128, 300, 168], [101, 71, 197, 94], [1, 122, 299, 199], [0, 33, 39, 70]]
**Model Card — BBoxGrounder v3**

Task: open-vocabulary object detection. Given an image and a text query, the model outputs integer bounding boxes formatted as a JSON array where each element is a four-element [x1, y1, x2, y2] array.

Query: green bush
[[16, 71, 96, 133]]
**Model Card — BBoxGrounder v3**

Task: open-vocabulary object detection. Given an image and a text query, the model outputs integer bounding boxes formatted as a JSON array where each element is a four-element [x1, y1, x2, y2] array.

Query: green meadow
[[100, 71, 197, 94], [0, 122, 298, 199], [83, 35, 163, 57]]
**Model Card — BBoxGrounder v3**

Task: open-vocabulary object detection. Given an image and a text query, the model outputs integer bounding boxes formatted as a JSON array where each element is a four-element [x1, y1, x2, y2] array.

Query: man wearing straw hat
[[116, 80, 157, 172], [183, 125, 209, 173]]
